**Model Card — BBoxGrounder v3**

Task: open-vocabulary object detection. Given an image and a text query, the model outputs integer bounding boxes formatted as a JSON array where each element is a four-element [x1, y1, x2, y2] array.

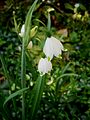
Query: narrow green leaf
[[80, 4, 86, 10], [35, 19, 46, 27], [65, 3, 74, 11], [56, 73, 79, 94], [24, 0, 38, 46], [3, 87, 29, 107], [57, 73, 79, 79], [21, 1, 38, 120], [30, 75, 45, 120], [61, 62, 72, 74], [0, 54, 11, 86]]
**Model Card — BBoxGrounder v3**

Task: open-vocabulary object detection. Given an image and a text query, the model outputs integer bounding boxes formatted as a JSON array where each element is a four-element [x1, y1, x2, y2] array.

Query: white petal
[[43, 37, 53, 60], [38, 58, 52, 75], [43, 36, 64, 59], [21, 24, 25, 34], [51, 36, 64, 57], [19, 24, 25, 37], [51, 36, 64, 50]]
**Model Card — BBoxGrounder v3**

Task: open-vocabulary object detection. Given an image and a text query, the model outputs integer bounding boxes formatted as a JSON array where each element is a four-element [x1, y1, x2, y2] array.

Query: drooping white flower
[[19, 24, 25, 37], [38, 58, 52, 75], [43, 36, 64, 60]]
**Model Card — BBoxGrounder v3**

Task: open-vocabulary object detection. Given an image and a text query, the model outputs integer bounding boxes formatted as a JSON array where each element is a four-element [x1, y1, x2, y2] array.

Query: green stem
[[20, 1, 38, 119], [47, 12, 51, 37], [21, 39, 26, 120], [47, 12, 51, 32]]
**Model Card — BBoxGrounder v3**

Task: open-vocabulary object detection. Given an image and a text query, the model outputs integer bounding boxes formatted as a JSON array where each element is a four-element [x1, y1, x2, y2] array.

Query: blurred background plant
[[0, 0, 90, 120]]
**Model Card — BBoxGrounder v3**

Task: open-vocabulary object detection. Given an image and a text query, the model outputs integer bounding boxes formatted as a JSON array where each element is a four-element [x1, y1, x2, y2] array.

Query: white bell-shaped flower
[[43, 36, 64, 60], [19, 24, 25, 37], [38, 58, 52, 75]]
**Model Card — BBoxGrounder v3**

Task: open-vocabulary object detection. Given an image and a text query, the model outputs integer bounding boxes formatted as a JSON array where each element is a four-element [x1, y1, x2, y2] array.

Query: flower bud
[[30, 26, 38, 38], [27, 41, 33, 49], [19, 24, 25, 37]]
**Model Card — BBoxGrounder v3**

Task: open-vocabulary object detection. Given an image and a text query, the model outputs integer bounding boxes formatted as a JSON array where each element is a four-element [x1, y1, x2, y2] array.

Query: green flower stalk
[[21, 0, 38, 120]]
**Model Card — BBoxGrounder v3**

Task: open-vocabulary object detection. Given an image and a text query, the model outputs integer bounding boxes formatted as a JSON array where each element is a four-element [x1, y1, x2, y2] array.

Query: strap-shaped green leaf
[[24, 0, 38, 46], [56, 73, 79, 94], [21, 1, 38, 120], [30, 75, 45, 120], [3, 87, 29, 107]]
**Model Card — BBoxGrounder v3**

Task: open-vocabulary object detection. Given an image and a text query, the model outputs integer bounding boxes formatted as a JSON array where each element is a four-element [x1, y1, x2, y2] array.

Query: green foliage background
[[0, 0, 90, 120]]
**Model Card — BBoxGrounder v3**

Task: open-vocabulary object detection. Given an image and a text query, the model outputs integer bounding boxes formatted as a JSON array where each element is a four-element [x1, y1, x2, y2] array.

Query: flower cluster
[[38, 36, 64, 75], [19, 25, 64, 75]]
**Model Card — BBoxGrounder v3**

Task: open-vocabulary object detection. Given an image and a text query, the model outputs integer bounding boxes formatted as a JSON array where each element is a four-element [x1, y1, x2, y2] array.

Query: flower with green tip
[[38, 58, 52, 75], [43, 36, 64, 60]]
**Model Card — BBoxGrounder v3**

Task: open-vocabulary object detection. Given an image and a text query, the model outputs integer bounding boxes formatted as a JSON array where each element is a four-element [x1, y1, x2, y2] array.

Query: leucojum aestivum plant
[[3, 0, 64, 120]]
